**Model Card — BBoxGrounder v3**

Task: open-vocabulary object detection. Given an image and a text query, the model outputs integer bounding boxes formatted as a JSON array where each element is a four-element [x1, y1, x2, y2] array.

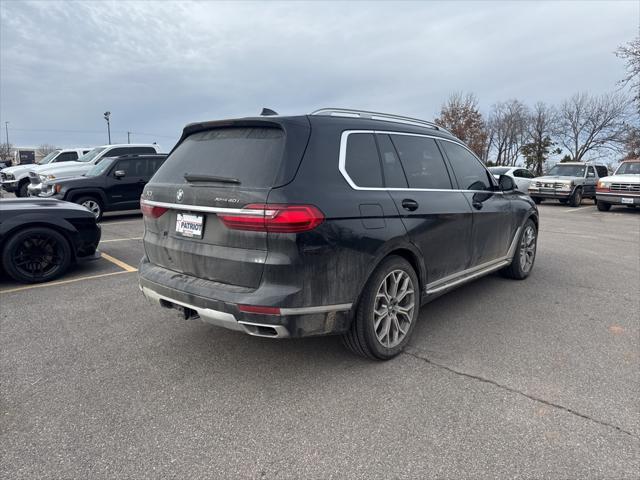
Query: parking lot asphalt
[[1, 200, 638, 479]]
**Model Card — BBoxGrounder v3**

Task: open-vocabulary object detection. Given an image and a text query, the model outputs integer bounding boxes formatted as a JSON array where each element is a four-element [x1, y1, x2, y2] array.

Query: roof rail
[[310, 108, 452, 135]]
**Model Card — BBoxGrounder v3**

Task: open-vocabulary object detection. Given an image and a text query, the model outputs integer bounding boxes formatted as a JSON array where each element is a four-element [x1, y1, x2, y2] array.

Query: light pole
[[4, 121, 9, 145], [103, 111, 111, 144]]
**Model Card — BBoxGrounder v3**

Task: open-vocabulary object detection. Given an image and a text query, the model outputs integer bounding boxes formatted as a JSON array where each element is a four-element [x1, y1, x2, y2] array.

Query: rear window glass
[[152, 128, 284, 187], [344, 133, 383, 187]]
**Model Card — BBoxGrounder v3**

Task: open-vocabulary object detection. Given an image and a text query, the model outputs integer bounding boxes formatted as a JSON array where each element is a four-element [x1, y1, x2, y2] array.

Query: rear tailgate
[[141, 119, 310, 289]]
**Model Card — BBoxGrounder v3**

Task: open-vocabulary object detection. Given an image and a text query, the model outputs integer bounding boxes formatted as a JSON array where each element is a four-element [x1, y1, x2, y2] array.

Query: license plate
[[176, 213, 204, 238], [621, 197, 634, 205]]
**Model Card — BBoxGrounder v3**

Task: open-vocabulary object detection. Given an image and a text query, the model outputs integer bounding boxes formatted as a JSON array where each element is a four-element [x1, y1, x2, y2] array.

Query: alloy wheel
[[373, 269, 415, 348], [82, 200, 101, 218], [519, 225, 536, 273], [13, 233, 64, 279]]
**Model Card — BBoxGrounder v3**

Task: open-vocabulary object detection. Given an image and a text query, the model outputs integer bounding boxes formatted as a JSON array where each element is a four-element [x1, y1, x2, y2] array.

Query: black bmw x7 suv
[[138, 109, 539, 360]]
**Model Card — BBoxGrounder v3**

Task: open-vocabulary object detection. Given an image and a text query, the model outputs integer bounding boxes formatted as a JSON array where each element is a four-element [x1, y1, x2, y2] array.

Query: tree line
[[434, 91, 637, 175]]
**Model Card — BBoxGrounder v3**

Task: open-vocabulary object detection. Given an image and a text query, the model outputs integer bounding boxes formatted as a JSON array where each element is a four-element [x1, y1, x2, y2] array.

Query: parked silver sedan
[[488, 166, 536, 192]]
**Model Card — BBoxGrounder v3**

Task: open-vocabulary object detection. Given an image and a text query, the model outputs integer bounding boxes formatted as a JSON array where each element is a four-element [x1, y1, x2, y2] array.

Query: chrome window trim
[[338, 130, 500, 194]]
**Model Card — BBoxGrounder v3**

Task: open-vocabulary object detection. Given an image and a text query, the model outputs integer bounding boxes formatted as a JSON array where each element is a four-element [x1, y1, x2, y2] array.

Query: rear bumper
[[596, 192, 640, 205], [138, 258, 352, 338]]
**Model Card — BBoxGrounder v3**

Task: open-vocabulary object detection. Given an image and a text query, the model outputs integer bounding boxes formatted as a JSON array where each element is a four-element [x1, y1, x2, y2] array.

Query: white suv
[[0, 148, 90, 197], [26, 144, 161, 196]]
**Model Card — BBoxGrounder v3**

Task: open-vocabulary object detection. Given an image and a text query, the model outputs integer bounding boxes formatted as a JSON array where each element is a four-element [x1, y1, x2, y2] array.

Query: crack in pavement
[[403, 349, 637, 439]]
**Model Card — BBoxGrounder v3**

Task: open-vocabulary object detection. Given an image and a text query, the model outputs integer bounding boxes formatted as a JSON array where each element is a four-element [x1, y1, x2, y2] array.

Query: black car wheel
[[343, 255, 419, 360], [568, 188, 582, 207], [17, 180, 29, 198], [596, 200, 611, 211], [500, 219, 537, 280], [76, 196, 103, 221], [2, 227, 72, 284]]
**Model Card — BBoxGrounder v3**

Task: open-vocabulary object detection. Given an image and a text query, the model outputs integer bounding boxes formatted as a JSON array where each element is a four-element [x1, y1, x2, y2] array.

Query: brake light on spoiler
[[219, 204, 324, 233]]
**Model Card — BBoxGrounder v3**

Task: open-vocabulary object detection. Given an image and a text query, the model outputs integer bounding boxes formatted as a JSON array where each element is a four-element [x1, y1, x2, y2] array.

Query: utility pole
[[103, 111, 111, 144], [4, 122, 9, 145], [127, 131, 131, 144]]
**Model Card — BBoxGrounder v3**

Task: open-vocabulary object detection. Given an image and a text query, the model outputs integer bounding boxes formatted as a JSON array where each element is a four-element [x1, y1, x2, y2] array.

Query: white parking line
[[100, 237, 142, 243], [0, 270, 135, 294], [100, 219, 142, 226], [564, 206, 595, 213]]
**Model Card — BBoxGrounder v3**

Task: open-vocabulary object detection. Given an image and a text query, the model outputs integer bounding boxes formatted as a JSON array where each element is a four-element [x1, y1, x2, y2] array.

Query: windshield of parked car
[[615, 162, 640, 175], [37, 150, 61, 165], [85, 157, 115, 176], [488, 167, 510, 175], [78, 147, 106, 163], [547, 164, 585, 177]]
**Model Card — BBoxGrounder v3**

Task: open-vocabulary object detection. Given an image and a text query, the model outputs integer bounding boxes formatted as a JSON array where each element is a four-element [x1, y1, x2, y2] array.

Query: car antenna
[[260, 108, 278, 116]]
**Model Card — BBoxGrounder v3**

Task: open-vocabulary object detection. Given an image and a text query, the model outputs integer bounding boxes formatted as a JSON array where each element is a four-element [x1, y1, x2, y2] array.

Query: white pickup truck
[[596, 160, 640, 211], [26, 144, 161, 196], [0, 148, 90, 197]]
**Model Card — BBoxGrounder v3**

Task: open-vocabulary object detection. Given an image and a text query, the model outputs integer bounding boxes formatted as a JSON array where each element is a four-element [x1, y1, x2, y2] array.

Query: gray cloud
[[1, 0, 637, 149]]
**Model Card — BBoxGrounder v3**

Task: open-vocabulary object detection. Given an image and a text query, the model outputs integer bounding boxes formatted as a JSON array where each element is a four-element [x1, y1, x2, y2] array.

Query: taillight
[[140, 199, 168, 218], [218, 204, 324, 233]]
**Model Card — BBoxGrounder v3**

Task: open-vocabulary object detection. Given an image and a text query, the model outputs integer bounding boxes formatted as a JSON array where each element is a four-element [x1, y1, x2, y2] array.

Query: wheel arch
[[0, 220, 78, 261], [67, 188, 107, 206]]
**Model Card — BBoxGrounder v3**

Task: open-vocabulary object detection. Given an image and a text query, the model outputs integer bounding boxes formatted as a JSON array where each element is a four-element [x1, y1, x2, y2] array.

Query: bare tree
[[557, 92, 631, 162], [520, 102, 560, 175], [37, 144, 58, 157], [486, 99, 529, 166], [615, 36, 640, 112], [434, 92, 488, 159], [0, 142, 13, 164]]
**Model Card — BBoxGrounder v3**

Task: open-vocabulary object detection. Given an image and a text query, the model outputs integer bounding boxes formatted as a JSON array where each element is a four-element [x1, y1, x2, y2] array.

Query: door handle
[[401, 199, 419, 211], [472, 200, 483, 210]]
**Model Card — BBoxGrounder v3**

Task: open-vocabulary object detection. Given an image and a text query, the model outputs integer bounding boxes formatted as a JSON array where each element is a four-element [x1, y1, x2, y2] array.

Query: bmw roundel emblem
[[176, 188, 184, 202]]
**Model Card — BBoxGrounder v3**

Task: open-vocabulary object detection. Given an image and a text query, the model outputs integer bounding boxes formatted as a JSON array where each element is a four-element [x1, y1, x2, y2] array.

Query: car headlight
[[46, 174, 56, 180], [561, 183, 572, 190], [598, 181, 611, 188]]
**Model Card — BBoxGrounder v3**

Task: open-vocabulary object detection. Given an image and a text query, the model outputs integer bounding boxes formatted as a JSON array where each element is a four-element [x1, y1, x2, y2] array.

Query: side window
[[390, 135, 452, 189], [105, 147, 128, 157], [440, 141, 492, 191], [57, 152, 78, 162], [595, 165, 608, 177], [524, 169, 535, 178], [82, 150, 91, 155], [344, 133, 383, 188], [130, 147, 156, 155], [587, 166, 596, 178], [376, 134, 407, 188], [146, 157, 166, 177], [513, 169, 523, 178]]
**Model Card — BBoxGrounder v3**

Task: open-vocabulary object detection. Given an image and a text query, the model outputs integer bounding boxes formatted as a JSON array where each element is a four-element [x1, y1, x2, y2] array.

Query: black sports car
[[0, 198, 101, 283]]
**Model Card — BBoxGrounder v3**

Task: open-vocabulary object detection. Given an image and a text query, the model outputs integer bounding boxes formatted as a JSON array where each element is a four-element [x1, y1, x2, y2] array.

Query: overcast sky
[[0, 0, 637, 150]]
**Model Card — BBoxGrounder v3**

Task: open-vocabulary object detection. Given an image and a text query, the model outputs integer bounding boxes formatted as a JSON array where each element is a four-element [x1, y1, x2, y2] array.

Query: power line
[[8, 127, 176, 139]]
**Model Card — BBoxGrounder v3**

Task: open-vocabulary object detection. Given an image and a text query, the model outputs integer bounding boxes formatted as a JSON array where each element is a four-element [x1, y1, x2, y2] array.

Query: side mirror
[[498, 174, 516, 191], [114, 170, 126, 178]]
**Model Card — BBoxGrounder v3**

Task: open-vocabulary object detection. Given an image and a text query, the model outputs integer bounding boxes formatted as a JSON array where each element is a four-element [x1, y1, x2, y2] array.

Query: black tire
[[532, 197, 542, 205], [568, 188, 582, 207], [342, 255, 420, 360], [596, 200, 611, 211], [75, 196, 103, 221], [500, 219, 537, 280], [2, 227, 72, 284], [17, 180, 29, 198]]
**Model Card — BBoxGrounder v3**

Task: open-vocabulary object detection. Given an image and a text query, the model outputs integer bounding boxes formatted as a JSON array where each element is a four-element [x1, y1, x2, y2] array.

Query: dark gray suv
[[138, 109, 539, 359]]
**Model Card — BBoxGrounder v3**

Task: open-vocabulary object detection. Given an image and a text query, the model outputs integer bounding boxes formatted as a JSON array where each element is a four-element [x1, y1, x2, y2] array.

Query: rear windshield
[[152, 127, 285, 188]]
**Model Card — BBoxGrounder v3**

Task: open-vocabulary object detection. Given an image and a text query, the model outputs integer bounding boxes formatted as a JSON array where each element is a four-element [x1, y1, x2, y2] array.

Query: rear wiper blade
[[183, 173, 241, 184]]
